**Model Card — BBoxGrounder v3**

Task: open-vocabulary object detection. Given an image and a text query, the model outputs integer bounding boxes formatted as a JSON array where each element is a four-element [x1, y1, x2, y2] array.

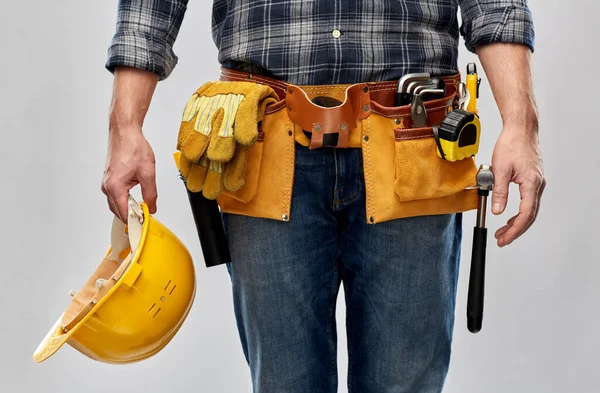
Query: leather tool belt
[[220, 68, 461, 150], [181, 68, 480, 224]]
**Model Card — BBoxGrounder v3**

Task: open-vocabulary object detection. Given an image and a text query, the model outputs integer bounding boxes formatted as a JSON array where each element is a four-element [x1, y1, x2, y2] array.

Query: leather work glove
[[176, 81, 278, 198]]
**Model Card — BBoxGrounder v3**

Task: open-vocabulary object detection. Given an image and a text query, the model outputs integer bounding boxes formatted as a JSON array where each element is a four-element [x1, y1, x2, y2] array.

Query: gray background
[[0, 1, 597, 392]]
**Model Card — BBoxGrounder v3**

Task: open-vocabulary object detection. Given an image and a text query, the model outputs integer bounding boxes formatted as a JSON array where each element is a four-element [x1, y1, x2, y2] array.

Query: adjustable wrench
[[456, 82, 470, 110]]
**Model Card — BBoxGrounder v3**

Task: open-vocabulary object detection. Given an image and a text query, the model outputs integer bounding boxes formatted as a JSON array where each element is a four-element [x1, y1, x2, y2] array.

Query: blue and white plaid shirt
[[106, 0, 535, 85]]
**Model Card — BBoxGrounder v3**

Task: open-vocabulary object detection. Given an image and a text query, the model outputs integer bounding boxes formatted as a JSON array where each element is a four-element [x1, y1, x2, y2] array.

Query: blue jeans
[[223, 143, 462, 393]]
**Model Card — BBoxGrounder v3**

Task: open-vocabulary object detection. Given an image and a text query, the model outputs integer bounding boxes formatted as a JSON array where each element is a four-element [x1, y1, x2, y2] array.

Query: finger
[[102, 181, 121, 220], [494, 215, 518, 239], [497, 181, 542, 246], [491, 165, 512, 215], [103, 178, 130, 223], [106, 196, 119, 218], [139, 167, 158, 214], [112, 190, 130, 224], [532, 178, 547, 222]]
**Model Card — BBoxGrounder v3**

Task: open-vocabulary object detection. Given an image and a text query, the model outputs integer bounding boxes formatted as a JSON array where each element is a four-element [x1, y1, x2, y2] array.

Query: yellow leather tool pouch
[[393, 127, 477, 202], [216, 101, 296, 221], [361, 109, 479, 224]]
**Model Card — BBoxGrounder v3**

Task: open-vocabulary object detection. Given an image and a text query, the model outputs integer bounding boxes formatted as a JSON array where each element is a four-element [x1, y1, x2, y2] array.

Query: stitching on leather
[[367, 87, 396, 93], [427, 103, 452, 112], [371, 103, 451, 119], [301, 86, 345, 91], [395, 134, 432, 141], [371, 109, 411, 118], [283, 120, 294, 218], [363, 117, 374, 223], [297, 88, 347, 94]]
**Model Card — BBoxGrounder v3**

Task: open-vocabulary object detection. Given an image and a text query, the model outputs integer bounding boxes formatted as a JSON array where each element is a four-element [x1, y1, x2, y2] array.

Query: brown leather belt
[[219, 67, 461, 149]]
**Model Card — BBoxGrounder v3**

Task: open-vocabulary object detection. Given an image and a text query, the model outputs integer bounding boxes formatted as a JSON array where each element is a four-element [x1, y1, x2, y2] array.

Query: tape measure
[[433, 109, 481, 162], [433, 62, 482, 161]]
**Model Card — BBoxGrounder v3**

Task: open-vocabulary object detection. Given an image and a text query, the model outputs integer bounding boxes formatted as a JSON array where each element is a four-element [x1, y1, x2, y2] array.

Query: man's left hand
[[489, 123, 546, 247]]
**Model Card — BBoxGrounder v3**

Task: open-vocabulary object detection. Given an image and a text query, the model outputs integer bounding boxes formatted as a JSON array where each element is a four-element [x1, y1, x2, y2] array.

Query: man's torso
[[212, 0, 462, 85]]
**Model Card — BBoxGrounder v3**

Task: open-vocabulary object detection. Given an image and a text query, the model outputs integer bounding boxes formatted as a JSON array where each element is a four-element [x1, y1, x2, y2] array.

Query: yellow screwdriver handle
[[466, 63, 479, 114]]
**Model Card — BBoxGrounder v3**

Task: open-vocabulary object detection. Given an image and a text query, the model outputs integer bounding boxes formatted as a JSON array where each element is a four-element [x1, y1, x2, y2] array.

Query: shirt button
[[332, 29, 341, 39]]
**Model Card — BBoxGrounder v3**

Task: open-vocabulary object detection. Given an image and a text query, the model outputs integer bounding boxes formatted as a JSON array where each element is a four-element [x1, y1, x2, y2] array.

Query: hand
[[490, 123, 546, 247], [101, 126, 158, 222]]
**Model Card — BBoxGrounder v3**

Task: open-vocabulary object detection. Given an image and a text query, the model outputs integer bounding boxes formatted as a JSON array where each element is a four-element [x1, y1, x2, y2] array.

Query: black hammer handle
[[467, 225, 487, 333]]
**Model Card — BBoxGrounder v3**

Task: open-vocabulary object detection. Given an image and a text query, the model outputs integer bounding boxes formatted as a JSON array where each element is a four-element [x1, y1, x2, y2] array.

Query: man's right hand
[[102, 126, 157, 222], [101, 67, 160, 222]]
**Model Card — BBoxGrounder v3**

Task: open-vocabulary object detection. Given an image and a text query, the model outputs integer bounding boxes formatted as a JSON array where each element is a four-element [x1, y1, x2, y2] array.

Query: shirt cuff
[[105, 30, 178, 81], [461, 5, 535, 54]]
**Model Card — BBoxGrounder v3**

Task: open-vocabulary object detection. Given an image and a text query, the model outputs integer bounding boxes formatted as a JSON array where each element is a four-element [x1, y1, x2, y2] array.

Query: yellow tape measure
[[434, 63, 482, 161], [434, 110, 481, 161]]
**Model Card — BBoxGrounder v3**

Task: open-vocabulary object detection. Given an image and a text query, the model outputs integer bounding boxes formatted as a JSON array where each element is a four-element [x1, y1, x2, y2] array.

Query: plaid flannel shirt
[[105, 0, 535, 85]]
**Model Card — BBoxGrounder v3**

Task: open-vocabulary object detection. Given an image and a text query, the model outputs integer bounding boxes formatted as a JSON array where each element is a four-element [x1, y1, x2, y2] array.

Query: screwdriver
[[466, 63, 481, 114], [467, 164, 494, 333]]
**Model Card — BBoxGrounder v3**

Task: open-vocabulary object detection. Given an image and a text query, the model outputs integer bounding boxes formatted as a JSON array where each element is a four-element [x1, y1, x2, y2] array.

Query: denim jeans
[[223, 142, 462, 393]]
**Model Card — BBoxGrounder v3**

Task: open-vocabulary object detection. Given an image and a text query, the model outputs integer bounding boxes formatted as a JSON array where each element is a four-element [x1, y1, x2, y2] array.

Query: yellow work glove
[[174, 152, 223, 200], [176, 81, 278, 199]]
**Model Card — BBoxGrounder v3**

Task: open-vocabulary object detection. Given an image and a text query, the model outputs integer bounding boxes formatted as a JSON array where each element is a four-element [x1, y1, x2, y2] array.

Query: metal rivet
[[288, 105, 293, 111], [288, 130, 293, 136], [363, 104, 370, 112], [363, 135, 369, 142], [247, 74, 252, 80], [417, 105, 423, 115], [362, 86, 369, 93], [281, 214, 288, 221], [369, 216, 375, 223], [288, 87, 294, 94], [160, 296, 165, 302], [394, 118, 401, 125], [314, 124, 322, 132], [95, 278, 107, 289], [340, 122, 348, 131]]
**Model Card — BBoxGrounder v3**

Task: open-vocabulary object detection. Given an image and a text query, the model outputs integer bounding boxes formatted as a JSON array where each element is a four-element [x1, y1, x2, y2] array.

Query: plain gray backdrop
[[1, 1, 597, 392]]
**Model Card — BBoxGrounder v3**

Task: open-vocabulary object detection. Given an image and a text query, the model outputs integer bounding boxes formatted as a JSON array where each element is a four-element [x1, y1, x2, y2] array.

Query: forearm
[[476, 43, 539, 133], [109, 67, 159, 132]]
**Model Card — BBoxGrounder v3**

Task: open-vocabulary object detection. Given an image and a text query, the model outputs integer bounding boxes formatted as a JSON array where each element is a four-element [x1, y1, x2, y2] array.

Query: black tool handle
[[467, 226, 487, 333], [184, 188, 232, 268], [394, 92, 413, 106]]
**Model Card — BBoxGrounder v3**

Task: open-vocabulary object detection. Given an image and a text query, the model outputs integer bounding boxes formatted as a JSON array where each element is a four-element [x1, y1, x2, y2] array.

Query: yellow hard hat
[[33, 196, 196, 364]]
